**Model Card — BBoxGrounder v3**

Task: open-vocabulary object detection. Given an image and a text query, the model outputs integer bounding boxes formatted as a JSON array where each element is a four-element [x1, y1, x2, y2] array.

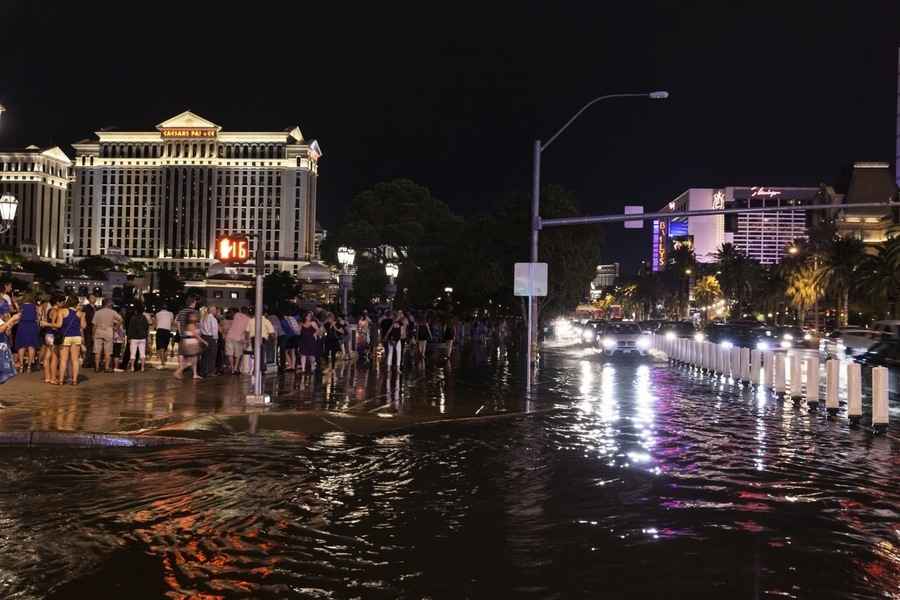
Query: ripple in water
[[0, 358, 898, 599]]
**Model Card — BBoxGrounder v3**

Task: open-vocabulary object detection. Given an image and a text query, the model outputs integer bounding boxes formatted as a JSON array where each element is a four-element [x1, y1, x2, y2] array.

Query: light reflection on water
[[0, 347, 898, 598]]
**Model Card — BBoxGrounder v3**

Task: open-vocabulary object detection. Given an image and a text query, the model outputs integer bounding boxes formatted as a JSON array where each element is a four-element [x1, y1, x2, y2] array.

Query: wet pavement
[[1, 342, 899, 598], [0, 346, 524, 434]]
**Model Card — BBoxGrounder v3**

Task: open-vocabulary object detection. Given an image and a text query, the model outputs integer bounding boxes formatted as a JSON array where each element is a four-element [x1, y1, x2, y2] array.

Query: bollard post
[[731, 347, 742, 383], [846, 362, 862, 425], [750, 349, 762, 386], [872, 366, 889, 434], [740, 347, 751, 384], [774, 353, 786, 397], [804, 356, 820, 410], [703, 342, 712, 373], [825, 359, 839, 416], [789, 354, 803, 403], [763, 352, 775, 390], [718, 346, 729, 377]]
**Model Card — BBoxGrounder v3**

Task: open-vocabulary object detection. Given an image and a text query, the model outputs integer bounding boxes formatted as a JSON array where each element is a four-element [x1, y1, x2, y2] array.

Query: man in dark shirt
[[82, 293, 97, 368], [175, 296, 200, 334]]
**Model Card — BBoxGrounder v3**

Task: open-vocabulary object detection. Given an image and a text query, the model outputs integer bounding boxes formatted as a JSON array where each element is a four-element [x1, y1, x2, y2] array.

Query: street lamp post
[[337, 246, 356, 316], [384, 262, 399, 308], [527, 91, 669, 391], [0, 193, 18, 235]]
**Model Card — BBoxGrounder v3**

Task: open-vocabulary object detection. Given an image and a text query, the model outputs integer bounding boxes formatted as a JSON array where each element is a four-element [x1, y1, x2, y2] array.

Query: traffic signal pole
[[246, 210, 269, 405]]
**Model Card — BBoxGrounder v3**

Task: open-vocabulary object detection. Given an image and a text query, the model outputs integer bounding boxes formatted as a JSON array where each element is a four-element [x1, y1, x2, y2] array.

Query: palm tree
[[814, 237, 865, 326], [785, 265, 820, 325], [693, 275, 723, 323], [855, 235, 900, 318]]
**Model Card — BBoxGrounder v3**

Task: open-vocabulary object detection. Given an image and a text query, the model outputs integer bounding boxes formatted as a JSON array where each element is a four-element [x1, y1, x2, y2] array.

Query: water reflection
[[0, 345, 897, 598]]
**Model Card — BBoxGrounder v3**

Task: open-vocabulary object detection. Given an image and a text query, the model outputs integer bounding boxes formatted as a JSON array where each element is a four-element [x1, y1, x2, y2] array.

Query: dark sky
[[2, 1, 898, 272]]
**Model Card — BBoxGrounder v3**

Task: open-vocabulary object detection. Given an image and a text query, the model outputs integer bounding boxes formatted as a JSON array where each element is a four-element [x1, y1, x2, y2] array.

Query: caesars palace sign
[[160, 127, 217, 139]]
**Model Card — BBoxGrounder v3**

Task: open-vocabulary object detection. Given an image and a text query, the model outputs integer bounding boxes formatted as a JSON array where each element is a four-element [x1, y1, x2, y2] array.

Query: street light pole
[[526, 91, 669, 392]]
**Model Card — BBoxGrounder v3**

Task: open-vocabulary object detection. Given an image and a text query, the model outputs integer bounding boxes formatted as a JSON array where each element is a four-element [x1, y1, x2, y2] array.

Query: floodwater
[[1, 345, 898, 599]]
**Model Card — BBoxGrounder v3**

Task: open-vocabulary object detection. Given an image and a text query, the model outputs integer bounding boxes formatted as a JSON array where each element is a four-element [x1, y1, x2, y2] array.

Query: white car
[[599, 322, 651, 356]]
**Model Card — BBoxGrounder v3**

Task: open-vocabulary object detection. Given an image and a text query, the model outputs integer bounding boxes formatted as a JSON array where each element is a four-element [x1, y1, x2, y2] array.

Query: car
[[828, 327, 882, 355], [659, 321, 698, 340], [598, 322, 651, 356], [772, 326, 818, 350], [639, 320, 666, 334], [704, 322, 776, 351], [855, 339, 900, 369], [871, 320, 900, 339], [580, 319, 607, 345]]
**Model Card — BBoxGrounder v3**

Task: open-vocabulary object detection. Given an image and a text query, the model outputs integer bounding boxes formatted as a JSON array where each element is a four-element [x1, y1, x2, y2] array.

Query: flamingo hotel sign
[[160, 127, 217, 138]]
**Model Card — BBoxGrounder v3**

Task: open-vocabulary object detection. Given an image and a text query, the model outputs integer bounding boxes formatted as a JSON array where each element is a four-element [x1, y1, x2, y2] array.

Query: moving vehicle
[[855, 339, 900, 369], [580, 320, 606, 345], [659, 321, 698, 340], [828, 327, 882, 355], [598, 322, 650, 357], [772, 326, 818, 350], [704, 323, 764, 349]]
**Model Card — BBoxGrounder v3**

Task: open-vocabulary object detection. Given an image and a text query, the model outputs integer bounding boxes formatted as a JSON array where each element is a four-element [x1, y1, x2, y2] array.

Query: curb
[[0, 431, 202, 448]]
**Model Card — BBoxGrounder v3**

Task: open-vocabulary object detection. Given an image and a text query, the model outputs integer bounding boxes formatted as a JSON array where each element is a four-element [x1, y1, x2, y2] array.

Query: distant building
[[0, 145, 72, 262], [68, 110, 322, 277], [653, 186, 820, 268], [590, 263, 619, 300], [832, 162, 898, 243]]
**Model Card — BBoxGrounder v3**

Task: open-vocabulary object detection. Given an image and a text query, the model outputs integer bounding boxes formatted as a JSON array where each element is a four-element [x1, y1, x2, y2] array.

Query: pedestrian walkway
[[0, 349, 531, 434]]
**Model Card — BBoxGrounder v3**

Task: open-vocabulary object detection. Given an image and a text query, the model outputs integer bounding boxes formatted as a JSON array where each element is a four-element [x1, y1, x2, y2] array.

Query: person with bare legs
[[52, 295, 86, 386]]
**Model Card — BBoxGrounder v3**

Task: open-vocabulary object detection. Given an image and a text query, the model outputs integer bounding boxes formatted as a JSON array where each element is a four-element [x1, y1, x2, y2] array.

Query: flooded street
[[1, 345, 898, 598]]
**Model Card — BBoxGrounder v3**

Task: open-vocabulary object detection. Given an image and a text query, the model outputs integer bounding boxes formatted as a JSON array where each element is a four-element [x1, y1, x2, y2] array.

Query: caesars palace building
[[67, 110, 321, 275]]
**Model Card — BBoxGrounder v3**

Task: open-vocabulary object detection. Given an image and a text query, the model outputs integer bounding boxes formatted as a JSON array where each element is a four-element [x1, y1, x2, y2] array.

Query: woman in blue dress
[[14, 293, 40, 372], [0, 311, 20, 384]]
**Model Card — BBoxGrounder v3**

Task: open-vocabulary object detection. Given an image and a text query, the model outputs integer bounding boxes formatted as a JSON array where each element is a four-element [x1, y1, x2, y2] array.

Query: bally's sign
[[160, 127, 217, 138]]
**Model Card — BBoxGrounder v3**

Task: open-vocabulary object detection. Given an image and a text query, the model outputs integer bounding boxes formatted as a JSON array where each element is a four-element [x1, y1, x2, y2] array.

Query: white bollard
[[750, 349, 762, 386], [763, 352, 775, 389], [731, 347, 742, 382], [719, 346, 729, 376], [703, 342, 713, 372], [789, 354, 803, 402], [774, 353, 786, 396], [740, 347, 751, 383], [872, 366, 889, 433], [825, 359, 839, 415], [804, 356, 820, 409], [846, 362, 861, 424]]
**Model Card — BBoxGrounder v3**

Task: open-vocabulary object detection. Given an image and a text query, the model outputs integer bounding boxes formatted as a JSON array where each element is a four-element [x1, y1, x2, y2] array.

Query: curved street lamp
[[0, 193, 18, 234], [526, 91, 669, 391]]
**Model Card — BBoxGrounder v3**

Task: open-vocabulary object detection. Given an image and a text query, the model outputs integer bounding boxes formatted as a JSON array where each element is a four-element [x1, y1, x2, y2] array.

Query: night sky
[[2, 2, 898, 272]]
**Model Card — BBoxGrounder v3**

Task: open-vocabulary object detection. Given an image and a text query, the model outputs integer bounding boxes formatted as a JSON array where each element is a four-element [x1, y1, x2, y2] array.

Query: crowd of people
[[0, 280, 523, 386]]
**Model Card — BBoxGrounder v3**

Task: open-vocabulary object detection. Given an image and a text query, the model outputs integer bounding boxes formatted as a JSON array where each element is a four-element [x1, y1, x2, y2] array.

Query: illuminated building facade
[[0, 146, 72, 262], [654, 186, 820, 268], [69, 110, 321, 275]]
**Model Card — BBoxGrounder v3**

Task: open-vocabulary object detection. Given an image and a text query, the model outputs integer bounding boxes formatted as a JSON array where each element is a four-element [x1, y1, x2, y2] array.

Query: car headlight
[[780, 340, 791, 349], [602, 337, 616, 349], [720, 340, 734, 349], [582, 330, 595, 342], [664, 331, 676, 341], [694, 333, 705, 342], [803, 333, 812, 341], [756, 341, 770, 351], [783, 333, 794, 341], [637, 336, 651, 349]]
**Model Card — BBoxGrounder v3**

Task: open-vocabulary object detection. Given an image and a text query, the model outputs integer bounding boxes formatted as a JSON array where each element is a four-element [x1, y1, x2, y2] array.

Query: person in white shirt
[[246, 311, 276, 372], [199, 305, 220, 377], [154, 306, 175, 369]]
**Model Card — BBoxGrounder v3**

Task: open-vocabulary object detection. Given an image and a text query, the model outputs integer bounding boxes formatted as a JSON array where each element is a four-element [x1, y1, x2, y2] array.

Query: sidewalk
[[0, 351, 532, 435]]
